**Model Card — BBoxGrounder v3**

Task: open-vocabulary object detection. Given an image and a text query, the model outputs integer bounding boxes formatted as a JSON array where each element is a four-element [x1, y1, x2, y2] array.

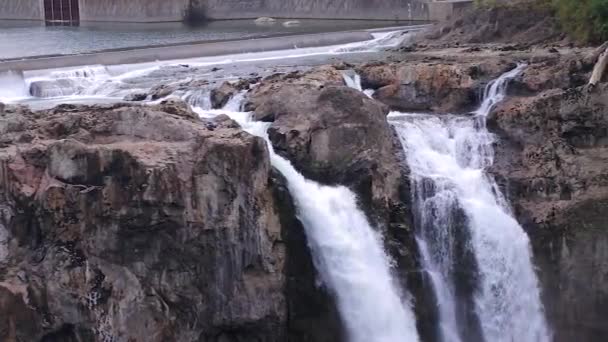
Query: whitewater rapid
[[0, 29, 416, 106], [192, 98, 420, 342], [389, 65, 551, 342]]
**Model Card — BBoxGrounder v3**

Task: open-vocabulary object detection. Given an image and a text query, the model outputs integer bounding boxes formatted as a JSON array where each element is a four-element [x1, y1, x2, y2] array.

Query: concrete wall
[[0, 0, 43, 20], [203, 0, 430, 21], [79, 0, 188, 22], [0, 0, 472, 22]]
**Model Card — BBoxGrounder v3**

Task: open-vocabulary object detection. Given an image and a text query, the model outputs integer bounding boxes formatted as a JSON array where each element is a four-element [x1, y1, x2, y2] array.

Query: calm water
[[0, 19, 410, 59]]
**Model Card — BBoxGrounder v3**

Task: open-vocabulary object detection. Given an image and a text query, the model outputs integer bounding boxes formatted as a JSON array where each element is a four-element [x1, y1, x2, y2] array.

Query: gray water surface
[[0, 19, 411, 59]]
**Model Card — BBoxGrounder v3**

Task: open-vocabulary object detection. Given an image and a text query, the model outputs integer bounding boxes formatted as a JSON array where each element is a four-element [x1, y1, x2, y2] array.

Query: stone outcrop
[[0, 103, 288, 341], [489, 79, 608, 342], [357, 60, 513, 113], [247, 66, 402, 228]]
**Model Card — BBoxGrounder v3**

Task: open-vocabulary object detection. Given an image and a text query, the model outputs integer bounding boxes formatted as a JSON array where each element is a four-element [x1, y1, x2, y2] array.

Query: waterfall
[[390, 65, 551, 342], [191, 99, 421, 342], [0, 70, 29, 101], [342, 70, 374, 98]]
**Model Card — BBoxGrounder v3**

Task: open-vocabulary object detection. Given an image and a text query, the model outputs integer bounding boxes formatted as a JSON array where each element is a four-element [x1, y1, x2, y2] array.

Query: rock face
[[0, 103, 287, 341], [248, 67, 402, 229], [489, 82, 608, 342], [357, 60, 513, 113]]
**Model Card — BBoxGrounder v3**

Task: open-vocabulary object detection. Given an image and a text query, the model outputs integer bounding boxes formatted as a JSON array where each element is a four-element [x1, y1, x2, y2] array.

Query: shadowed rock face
[[0, 103, 288, 342], [489, 83, 608, 342]]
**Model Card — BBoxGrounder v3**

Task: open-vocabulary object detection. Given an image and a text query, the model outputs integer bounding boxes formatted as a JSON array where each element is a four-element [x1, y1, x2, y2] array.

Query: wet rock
[[211, 79, 261, 109], [123, 92, 148, 101], [29, 79, 83, 98], [149, 84, 176, 100], [210, 81, 240, 109]]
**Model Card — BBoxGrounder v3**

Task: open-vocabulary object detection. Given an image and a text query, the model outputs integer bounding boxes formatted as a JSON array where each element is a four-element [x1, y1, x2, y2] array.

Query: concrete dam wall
[[0, 0, 43, 20], [204, 0, 429, 21], [79, 0, 188, 23], [0, 0, 469, 22], [0, 0, 435, 22]]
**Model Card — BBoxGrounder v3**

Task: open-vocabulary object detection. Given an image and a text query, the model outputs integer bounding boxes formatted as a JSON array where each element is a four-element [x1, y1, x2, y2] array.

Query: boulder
[[210, 81, 240, 109]]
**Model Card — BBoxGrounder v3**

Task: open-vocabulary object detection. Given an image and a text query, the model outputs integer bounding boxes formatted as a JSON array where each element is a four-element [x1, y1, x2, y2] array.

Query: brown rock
[[210, 81, 240, 109], [489, 83, 608, 342], [358, 61, 513, 113], [0, 103, 287, 341]]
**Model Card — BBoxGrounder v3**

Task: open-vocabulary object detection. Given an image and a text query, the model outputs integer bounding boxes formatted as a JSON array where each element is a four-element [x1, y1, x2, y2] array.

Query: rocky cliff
[[490, 71, 608, 341], [0, 100, 288, 341]]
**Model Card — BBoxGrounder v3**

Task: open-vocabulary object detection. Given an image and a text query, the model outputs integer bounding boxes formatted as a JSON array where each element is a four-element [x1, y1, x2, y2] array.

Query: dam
[[0, 0, 471, 23]]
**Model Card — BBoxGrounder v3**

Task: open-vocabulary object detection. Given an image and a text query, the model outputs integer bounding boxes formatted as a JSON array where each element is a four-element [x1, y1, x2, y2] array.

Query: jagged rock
[[148, 84, 176, 100], [358, 61, 512, 113], [210, 78, 262, 110], [123, 92, 148, 101], [151, 98, 199, 120], [489, 83, 608, 342], [210, 81, 240, 109], [0, 103, 288, 341]]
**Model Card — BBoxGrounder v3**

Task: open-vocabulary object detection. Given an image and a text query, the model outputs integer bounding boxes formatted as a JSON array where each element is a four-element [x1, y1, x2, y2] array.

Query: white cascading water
[[389, 65, 551, 342], [0, 28, 418, 106], [190, 97, 420, 342]]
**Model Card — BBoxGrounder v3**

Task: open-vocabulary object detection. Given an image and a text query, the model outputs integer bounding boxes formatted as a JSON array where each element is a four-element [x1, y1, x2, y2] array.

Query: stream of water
[[191, 98, 421, 342], [389, 66, 551, 342]]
